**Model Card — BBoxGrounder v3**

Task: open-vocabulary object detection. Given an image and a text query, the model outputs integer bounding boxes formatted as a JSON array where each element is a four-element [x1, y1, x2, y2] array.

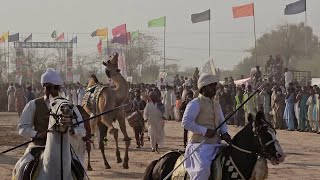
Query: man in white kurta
[[144, 91, 165, 152], [17, 68, 86, 163], [163, 85, 175, 120], [182, 73, 231, 180]]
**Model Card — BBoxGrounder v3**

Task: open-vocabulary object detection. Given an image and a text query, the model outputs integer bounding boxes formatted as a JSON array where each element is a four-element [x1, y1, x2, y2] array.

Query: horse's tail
[[142, 159, 159, 180]]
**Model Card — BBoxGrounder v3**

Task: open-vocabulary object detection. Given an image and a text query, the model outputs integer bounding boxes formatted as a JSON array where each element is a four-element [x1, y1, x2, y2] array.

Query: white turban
[[41, 68, 63, 86], [197, 73, 219, 90]]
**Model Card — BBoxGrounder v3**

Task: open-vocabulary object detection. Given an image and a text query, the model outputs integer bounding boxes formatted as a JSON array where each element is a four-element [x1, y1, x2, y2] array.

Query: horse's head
[[250, 111, 286, 165], [49, 96, 74, 133], [103, 52, 121, 78]]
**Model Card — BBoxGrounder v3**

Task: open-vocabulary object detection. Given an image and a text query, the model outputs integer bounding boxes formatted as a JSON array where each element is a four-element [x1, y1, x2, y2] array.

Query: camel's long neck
[[227, 132, 259, 179], [42, 123, 72, 180], [111, 73, 129, 103]]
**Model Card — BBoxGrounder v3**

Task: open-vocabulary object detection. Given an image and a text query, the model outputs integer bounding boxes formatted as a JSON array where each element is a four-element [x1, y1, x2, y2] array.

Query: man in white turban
[[17, 68, 86, 161], [182, 73, 232, 180]]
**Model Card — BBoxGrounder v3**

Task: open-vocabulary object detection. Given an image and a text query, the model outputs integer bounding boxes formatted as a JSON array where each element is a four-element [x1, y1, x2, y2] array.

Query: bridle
[[49, 97, 74, 133], [229, 123, 279, 159]]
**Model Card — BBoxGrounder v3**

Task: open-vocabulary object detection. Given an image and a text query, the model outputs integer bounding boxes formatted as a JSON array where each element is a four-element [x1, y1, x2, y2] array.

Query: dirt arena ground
[[0, 112, 320, 180]]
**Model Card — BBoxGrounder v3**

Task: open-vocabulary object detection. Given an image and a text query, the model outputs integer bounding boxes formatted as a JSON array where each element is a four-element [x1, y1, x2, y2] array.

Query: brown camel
[[83, 52, 130, 169]]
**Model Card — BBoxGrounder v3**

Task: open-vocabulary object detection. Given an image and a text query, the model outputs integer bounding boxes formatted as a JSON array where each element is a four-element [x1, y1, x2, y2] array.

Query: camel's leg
[[117, 112, 131, 169], [86, 141, 93, 171], [112, 128, 122, 163], [98, 121, 111, 169]]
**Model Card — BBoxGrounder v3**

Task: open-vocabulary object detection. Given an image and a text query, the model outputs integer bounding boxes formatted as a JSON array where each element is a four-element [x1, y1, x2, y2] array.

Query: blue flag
[[70, 36, 77, 44], [284, 0, 306, 15]]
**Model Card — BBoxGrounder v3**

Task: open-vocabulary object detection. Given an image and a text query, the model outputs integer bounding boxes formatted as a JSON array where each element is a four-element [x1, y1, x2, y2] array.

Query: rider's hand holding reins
[[205, 129, 216, 138], [221, 132, 232, 144]]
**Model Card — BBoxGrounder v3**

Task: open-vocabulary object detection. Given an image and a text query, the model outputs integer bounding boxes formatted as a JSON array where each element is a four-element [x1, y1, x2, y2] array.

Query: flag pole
[[7, 31, 10, 82], [163, 17, 166, 73], [209, 9, 211, 58], [304, 0, 308, 55], [253, 4, 258, 66]]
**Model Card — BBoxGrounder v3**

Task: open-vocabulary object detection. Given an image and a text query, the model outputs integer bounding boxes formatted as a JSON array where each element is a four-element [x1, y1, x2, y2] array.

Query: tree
[[228, 23, 320, 78]]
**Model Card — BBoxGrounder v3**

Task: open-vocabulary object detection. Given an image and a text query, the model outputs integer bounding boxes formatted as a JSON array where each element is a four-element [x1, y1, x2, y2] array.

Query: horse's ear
[[254, 111, 265, 127], [248, 113, 254, 123], [48, 95, 55, 103]]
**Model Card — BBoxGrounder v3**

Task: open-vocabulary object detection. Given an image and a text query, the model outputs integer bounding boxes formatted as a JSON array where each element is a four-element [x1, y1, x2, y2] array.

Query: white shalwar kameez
[[182, 99, 228, 180], [143, 102, 165, 149]]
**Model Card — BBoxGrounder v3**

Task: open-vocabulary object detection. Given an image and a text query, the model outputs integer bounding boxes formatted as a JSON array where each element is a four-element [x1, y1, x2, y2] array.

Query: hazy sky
[[1, 0, 319, 70]]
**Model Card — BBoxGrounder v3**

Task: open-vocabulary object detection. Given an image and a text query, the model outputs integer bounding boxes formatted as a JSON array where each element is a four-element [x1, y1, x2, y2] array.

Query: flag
[[70, 36, 77, 43], [0, 32, 9, 43], [24, 34, 32, 42], [111, 33, 129, 44], [97, 39, 102, 55], [148, 16, 166, 27], [112, 24, 127, 37], [232, 3, 254, 18], [284, 0, 306, 15], [91, 28, 108, 38], [51, 30, 57, 38], [131, 30, 139, 41], [191, 9, 210, 23], [56, 33, 64, 41], [8, 33, 19, 42]]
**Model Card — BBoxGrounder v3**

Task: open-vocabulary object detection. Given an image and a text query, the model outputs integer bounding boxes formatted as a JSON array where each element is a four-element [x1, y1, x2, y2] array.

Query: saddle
[[82, 84, 108, 113], [22, 146, 85, 180]]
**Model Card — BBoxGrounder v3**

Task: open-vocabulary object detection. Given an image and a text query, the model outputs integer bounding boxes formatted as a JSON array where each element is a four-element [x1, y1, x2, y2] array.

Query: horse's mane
[[231, 114, 255, 144]]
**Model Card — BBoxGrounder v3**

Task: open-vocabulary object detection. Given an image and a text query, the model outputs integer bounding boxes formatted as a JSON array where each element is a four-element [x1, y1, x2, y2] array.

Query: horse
[[143, 111, 286, 180], [12, 97, 85, 180]]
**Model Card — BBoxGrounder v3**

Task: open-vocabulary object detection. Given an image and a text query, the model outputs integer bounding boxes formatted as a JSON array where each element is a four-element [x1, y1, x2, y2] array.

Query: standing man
[[144, 91, 165, 152], [163, 84, 175, 120], [182, 73, 231, 180], [130, 89, 146, 148], [7, 83, 15, 112]]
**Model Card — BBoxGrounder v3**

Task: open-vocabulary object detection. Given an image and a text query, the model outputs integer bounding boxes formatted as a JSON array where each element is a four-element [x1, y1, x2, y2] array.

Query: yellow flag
[[1, 32, 9, 41]]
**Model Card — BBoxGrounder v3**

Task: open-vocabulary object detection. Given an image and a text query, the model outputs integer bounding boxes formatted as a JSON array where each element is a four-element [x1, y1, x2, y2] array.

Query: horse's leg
[[117, 112, 131, 169], [86, 141, 93, 171], [98, 121, 111, 169], [113, 127, 122, 163]]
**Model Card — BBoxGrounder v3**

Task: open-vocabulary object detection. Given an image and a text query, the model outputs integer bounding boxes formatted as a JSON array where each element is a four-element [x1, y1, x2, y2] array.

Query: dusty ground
[[0, 112, 320, 180]]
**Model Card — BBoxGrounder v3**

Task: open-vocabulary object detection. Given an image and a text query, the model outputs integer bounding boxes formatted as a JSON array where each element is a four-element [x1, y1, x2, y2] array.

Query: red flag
[[56, 33, 65, 41], [97, 39, 102, 55], [112, 24, 127, 37], [232, 3, 254, 18]]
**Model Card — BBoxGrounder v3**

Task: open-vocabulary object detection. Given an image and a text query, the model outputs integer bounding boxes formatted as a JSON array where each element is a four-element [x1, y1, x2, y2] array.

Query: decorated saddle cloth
[[82, 84, 108, 113], [12, 146, 85, 180]]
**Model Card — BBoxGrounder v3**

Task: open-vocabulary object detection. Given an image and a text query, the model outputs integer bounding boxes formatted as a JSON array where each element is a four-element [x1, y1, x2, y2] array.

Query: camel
[[83, 52, 130, 169]]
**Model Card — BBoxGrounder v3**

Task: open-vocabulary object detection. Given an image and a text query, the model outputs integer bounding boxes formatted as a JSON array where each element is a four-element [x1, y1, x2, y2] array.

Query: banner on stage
[[14, 42, 73, 48]]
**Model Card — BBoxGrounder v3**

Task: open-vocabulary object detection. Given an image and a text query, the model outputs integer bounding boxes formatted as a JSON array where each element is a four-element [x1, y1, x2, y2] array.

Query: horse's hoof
[[123, 163, 129, 169], [117, 158, 122, 163], [87, 166, 93, 171]]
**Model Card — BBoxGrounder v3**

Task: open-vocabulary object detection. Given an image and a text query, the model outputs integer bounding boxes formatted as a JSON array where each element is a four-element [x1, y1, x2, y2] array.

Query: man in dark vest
[[18, 68, 86, 154]]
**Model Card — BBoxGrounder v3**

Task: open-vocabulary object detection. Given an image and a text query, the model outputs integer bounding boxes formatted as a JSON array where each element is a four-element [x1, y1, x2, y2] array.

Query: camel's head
[[48, 96, 74, 133], [103, 52, 121, 78]]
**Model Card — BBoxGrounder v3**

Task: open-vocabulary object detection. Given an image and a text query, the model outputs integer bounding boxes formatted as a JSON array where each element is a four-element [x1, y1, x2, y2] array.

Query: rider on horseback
[[17, 68, 86, 158], [182, 73, 232, 180]]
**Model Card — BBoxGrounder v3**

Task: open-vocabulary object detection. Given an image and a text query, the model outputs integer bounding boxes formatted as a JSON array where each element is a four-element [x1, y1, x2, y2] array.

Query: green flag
[[148, 16, 166, 27], [131, 31, 139, 41]]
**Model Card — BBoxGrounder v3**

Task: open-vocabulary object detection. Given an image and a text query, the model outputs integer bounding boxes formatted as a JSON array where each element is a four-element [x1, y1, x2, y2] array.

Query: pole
[[209, 9, 211, 58], [253, 5, 258, 66], [304, 1, 308, 56], [163, 17, 166, 72], [7, 32, 10, 82]]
